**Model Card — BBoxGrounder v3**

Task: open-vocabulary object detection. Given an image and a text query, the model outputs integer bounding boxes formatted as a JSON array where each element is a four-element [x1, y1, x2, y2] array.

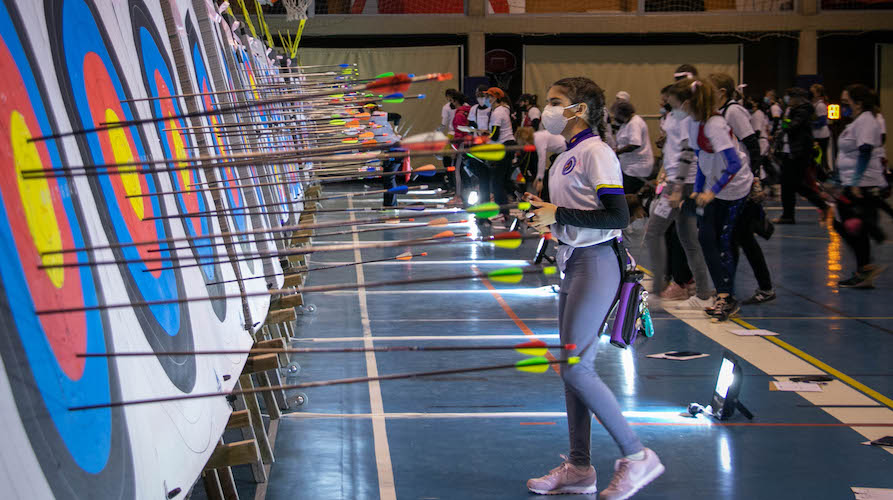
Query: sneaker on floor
[[838, 271, 876, 289], [742, 289, 776, 305], [685, 280, 697, 296], [771, 217, 796, 225], [527, 455, 597, 495], [861, 264, 888, 282], [659, 283, 689, 301], [708, 296, 740, 322], [598, 448, 664, 500], [671, 295, 715, 311]]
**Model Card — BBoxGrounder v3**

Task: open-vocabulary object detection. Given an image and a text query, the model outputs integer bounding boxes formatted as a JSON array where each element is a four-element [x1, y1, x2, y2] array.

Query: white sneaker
[[527, 455, 597, 495], [598, 448, 665, 500], [671, 295, 715, 311]]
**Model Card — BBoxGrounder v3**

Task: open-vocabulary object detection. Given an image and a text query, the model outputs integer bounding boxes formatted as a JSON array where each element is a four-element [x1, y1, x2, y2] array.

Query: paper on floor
[[729, 328, 779, 336], [646, 351, 711, 361], [852, 487, 893, 499], [770, 381, 823, 392]]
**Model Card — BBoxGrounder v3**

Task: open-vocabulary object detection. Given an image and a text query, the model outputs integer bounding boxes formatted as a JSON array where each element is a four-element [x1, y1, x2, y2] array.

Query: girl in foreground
[[525, 77, 664, 499]]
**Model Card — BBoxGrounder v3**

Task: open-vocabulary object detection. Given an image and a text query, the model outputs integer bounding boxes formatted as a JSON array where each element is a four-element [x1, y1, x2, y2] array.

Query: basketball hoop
[[282, 0, 312, 20], [485, 49, 517, 92]]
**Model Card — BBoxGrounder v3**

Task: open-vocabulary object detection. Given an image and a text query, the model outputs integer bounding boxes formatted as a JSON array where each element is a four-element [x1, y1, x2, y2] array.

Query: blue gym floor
[[265, 186, 893, 500]]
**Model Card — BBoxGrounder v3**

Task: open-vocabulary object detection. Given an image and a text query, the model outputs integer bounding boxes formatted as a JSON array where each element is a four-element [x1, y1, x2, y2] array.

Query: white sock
[[625, 450, 646, 461]]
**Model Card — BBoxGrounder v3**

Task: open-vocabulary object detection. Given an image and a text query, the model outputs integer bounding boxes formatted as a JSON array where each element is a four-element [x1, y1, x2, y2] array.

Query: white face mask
[[542, 103, 582, 135], [670, 109, 687, 119]]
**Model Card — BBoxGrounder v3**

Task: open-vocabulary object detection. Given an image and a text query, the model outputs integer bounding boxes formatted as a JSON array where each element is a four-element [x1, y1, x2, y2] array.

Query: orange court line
[[474, 265, 560, 374]]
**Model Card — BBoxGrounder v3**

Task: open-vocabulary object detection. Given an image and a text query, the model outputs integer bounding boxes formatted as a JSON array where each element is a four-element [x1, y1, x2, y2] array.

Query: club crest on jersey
[[561, 157, 577, 175]]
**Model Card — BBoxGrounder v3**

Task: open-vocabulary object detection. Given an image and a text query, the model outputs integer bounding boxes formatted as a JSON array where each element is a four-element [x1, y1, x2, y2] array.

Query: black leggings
[[698, 197, 746, 296], [479, 140, 515, 215], [733, 201, 773, 291], [833, 188, 886, 269], [780, 154, 827, 220], [665, 223, 693, 286]]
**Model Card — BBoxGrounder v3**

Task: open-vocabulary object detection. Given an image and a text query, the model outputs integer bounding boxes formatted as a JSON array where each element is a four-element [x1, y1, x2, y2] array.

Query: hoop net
[[282, 0, 312, 20]]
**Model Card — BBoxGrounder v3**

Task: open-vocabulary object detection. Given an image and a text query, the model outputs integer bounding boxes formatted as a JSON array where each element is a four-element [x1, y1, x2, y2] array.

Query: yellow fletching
[[493, 238, 522, 249], [515, 347, 547, 356]]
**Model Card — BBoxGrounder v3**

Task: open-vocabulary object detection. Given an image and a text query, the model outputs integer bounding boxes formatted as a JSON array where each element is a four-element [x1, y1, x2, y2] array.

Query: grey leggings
[[644, 186, 713, 299], [559, 243, 644, 466]]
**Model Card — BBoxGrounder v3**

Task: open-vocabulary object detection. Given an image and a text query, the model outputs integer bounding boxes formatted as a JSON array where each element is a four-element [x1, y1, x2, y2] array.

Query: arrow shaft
[[68, 358, 571, 411]]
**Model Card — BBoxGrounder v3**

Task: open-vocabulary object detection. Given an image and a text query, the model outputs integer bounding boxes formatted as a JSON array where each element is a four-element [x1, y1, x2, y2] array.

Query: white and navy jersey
[[721, 101, 756, 167], [534, 130, 567, 180], [548, 129, 623, 248], [689, 115, 753, 201], [661, 112, 697, 184], [489, 105, 515, 144], [468, 104, 491, 132], [616, 114, 654, 178], [371, 111, 400, 145], [836, 112, 887, 188], [813, 100, 831, 139]]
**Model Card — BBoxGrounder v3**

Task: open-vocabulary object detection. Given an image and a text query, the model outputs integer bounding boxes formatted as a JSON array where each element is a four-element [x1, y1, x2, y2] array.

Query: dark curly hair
[[551, 77, 607, 139]]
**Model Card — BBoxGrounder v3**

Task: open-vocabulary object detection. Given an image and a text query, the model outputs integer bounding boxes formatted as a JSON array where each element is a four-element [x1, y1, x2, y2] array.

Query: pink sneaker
[[659, 283, 688, 301], [527, 455, 597, 495], [599, 449, 665, 500]]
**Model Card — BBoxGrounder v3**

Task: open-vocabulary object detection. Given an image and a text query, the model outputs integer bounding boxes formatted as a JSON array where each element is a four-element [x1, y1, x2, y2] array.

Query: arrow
[[29, 73, 448, 142], [37, 265, 557, 315], [67, 356, 579, 411], [77, 340, 577, 358], [206, 251, 429, 287]]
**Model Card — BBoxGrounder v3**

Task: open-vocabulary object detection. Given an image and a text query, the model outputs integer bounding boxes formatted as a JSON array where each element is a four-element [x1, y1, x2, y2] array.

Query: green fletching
[[375, 72, 395, 78], [468, 144, 506, 162], [329, 119, 346, 126], [467, 202, 499, 219], [382, 96, 405, 103], [487, 267, 524, 284], [515, 356, 550, 373], [467, 202, 500, 213]]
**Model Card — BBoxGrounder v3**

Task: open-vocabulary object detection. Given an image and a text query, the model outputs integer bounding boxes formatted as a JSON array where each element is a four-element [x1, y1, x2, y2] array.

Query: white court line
[[349, 198, 396, 500], [282, 411, 708, 423], [294, 334, 561, 343]]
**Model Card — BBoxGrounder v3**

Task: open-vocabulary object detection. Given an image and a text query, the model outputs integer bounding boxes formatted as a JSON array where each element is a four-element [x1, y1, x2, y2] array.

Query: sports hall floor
[[250, 187, 892, 499]]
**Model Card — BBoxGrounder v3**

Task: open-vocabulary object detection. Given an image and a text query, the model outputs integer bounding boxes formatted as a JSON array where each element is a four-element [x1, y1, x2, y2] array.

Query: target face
[[0, 0, 133, 495], [184, 13, 252, 262], [46, 0, 196, 392], [129, 0, 227, 321]]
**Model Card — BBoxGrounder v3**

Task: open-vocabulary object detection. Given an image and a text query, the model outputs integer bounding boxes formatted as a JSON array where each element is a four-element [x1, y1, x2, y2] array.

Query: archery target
[[0, 0, 134, 496]]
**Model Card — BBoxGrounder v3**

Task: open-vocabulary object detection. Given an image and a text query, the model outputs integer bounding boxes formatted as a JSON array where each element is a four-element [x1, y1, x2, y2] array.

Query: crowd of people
[[433, 68, 890, 499], [438, 63, 890, 324]]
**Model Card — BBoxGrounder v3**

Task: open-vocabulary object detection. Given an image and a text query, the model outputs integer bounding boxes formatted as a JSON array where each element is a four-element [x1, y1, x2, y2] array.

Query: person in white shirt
[[612, 101, 654, 193], [669, 77, 754, 322], [440, 89, 459, 192], [480, 87, 516, 219], [523, 76, 664, 499], [466, 84, 491, 209], [645, 86, 713, 307], [710, 73, 775, 305], [517, 93, 542, 130], [440, 88, 458, 135], [833, 84, 888, 288], [810, 84, 832, 177], [515, 126, 566, 196]]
